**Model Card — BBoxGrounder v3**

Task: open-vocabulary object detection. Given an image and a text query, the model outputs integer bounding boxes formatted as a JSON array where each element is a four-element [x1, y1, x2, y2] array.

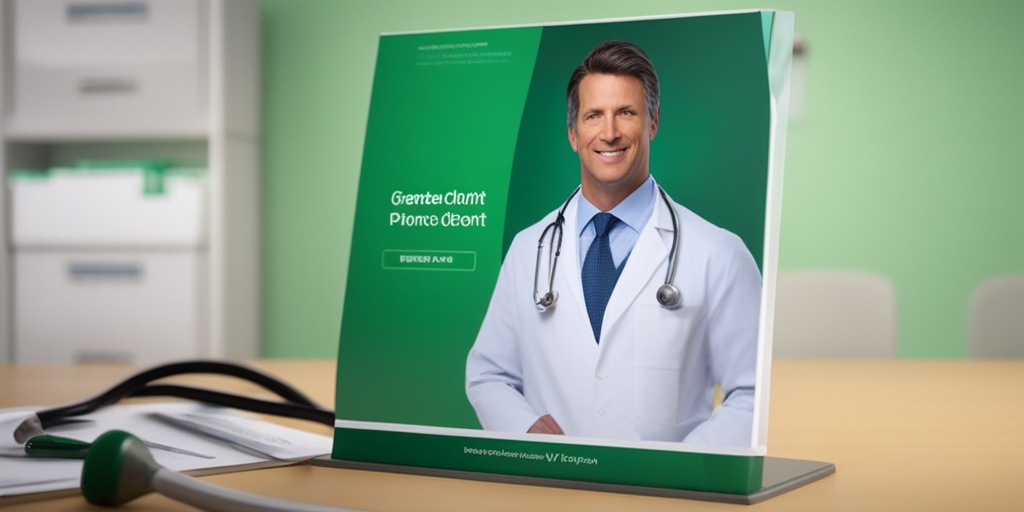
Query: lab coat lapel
[[602, 197, 673, 335], [556, 196, 592, 330]]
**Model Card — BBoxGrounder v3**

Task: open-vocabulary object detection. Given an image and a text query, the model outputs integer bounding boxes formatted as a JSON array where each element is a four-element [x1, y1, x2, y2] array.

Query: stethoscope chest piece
[[535, 291, 558, 312], [656, 283, 682, 309]]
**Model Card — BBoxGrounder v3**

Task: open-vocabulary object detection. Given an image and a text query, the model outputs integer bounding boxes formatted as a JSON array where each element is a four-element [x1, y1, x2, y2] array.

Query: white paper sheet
[[0, 402, 332, 501]]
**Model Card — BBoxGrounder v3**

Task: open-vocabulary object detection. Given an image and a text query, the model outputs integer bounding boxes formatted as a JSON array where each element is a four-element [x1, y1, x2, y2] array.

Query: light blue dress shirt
[[576, 176, 657, 268]]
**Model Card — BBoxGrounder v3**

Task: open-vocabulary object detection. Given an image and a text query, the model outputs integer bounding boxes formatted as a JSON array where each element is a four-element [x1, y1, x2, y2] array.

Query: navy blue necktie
[[582, 213, 621, 343]]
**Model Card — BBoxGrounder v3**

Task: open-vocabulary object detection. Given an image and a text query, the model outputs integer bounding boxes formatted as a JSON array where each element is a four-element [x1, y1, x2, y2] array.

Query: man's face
[[568, 73, 659, 204]]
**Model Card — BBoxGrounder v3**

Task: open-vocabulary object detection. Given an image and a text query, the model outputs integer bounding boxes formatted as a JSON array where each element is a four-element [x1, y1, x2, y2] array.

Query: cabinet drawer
[[9, 0, 207, 136], [13, 250, 207, 364], [9, 167, 206, 248]]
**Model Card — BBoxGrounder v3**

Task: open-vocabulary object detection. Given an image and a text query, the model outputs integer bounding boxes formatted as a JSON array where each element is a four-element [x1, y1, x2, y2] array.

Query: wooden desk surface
[[2, 359, 1022, 511]]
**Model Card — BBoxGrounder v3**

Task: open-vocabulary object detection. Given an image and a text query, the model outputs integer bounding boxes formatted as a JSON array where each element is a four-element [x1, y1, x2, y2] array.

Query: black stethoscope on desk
[[34, 360, 334, 429], [533, 184, 683, 312], [18, 360, 361, 512]]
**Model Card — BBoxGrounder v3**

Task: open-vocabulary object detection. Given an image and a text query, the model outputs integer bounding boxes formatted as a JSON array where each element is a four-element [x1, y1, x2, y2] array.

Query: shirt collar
[[576, 176, 656, 237]]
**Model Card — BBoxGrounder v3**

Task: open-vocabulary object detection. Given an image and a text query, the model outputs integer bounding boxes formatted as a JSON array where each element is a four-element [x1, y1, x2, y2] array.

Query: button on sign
[[382, 250, 477, 271]]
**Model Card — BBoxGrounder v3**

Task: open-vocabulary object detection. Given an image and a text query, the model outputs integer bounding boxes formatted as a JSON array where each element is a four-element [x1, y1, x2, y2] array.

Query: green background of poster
[[504, 14, 771, 265], [336, 27, 543, 428], [337, 12, 773, 430]]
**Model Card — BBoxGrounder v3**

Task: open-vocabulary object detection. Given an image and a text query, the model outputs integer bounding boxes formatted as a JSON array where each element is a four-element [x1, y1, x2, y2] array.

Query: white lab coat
[[465, 188, 761, 447]]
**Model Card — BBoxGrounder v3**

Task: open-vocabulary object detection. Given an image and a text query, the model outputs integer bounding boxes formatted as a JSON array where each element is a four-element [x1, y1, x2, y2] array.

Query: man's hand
[[527, 414, 565, 435]]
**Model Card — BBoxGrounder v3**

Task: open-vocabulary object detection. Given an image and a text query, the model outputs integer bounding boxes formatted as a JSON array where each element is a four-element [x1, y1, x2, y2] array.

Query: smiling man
[[465, 40, 762, 447]]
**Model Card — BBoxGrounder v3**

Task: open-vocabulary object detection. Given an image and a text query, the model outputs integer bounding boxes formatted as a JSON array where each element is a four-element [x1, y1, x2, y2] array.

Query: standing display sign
[[315, 10, 832, 502]]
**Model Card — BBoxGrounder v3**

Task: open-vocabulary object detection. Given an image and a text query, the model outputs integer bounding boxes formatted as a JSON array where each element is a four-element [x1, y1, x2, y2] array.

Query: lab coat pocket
[[633, 304, 699, 426], [633, 303, 698, 370]]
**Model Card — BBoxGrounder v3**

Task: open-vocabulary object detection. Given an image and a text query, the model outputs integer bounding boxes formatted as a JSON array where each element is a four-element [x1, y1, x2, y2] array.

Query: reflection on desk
[[1, 360, 1022, 512]]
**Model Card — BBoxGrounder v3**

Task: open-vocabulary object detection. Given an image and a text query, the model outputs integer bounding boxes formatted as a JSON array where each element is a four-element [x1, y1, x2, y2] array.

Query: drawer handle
[[68, 263, 143, 281], [76, 351, 134, 364], [79, 77, 139, 95], [67, 2, 148, 23]]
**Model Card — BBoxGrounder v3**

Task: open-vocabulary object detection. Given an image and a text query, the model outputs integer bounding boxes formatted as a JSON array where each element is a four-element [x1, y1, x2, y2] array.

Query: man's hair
[[566, 40, 660, 130]]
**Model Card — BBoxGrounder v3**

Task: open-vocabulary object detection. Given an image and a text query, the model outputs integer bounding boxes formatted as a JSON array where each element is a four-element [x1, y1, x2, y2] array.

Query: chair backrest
[[772, 270, 897, 358], [969, 274, 1024, 358]]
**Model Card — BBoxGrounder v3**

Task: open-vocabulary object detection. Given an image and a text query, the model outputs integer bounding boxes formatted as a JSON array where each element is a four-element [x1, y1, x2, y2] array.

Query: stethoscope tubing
[[534, 184, 681, 311], [534, 187, 580, 310], [658, 186, 681, 286], [36, 361, 335, 428]]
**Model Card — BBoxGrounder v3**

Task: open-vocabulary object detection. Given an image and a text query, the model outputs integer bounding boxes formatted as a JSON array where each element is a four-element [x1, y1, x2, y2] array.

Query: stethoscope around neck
[[533, 185, 682, 312]]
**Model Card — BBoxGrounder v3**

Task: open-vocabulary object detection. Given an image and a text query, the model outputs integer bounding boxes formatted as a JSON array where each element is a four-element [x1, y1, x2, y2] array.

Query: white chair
[[772, 270, 897, 358], [969, 274, 1024, 358]]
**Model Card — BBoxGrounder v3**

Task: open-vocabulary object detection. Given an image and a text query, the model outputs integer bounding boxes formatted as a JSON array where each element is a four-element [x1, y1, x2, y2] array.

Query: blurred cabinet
[[9, 0, 208, 137], [0, 0, 261, 364]]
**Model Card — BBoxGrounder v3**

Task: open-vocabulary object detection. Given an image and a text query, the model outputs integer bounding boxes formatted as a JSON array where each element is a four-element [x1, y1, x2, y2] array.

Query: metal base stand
[[313, 456, 835, 505]]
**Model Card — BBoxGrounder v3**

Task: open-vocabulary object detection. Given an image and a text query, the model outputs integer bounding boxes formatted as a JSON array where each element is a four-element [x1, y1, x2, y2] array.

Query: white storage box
[[9, 165, 207, 248], [8, 0, 207, 136], [13, 250, 206, 364]]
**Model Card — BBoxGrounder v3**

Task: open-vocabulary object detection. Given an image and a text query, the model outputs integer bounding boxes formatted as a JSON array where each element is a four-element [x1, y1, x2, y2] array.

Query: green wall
[[258, 0, 1024, 359]]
